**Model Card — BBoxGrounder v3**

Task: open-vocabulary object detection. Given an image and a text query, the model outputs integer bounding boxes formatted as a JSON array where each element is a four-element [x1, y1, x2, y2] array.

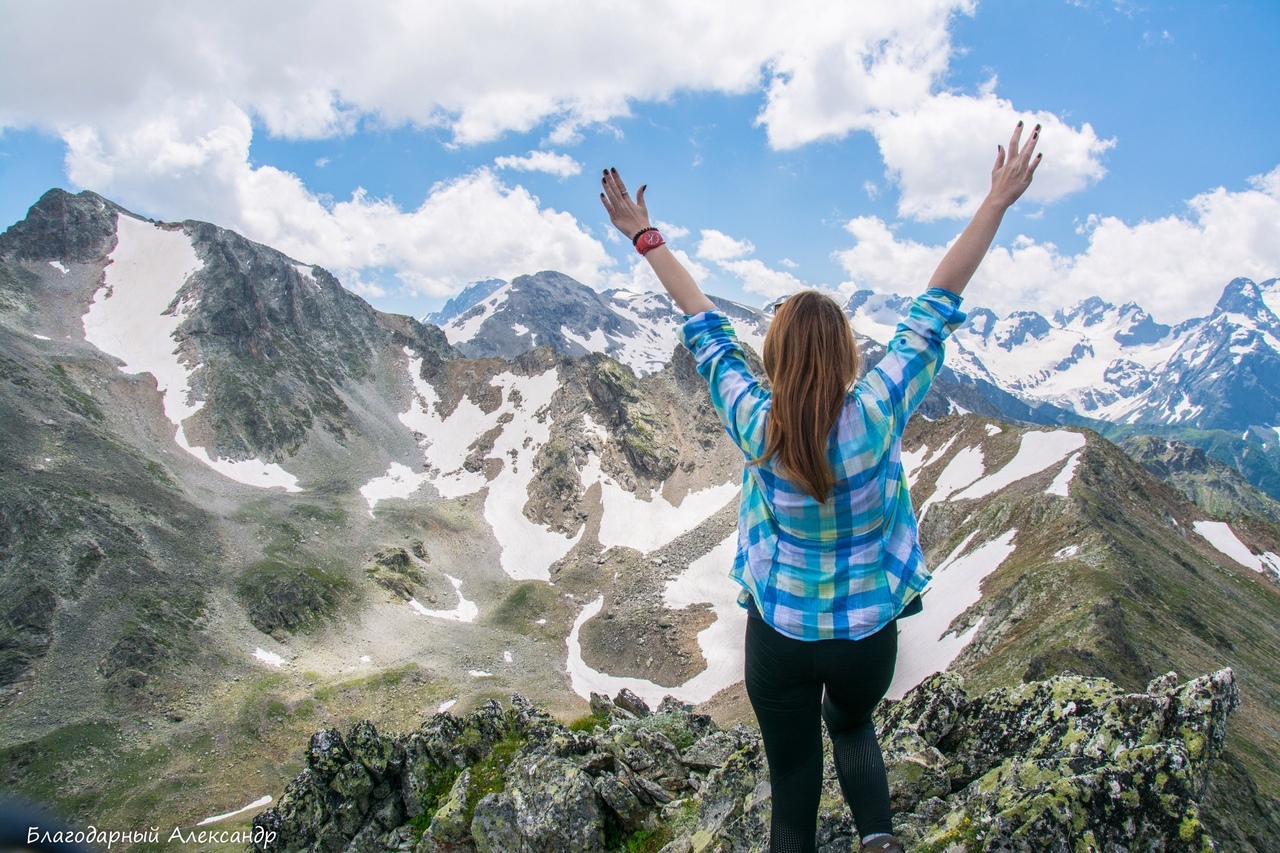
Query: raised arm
[[600, 168, 716, 315], [928, 121, 1043, 296]]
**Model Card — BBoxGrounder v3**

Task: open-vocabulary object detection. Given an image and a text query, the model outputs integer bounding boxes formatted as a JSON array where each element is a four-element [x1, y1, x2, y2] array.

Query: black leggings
[[744, 608, 897, 853]]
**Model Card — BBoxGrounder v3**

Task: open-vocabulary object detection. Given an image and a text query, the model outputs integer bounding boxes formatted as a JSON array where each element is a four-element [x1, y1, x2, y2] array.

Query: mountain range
[[2, 188, 1280, 849]]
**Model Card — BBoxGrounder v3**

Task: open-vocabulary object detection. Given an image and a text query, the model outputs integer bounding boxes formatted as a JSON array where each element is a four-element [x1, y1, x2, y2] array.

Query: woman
[[600, 122, 1041, 853]]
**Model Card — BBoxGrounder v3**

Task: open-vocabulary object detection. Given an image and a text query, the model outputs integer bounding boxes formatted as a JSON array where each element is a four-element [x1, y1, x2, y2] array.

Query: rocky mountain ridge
[[2, 188, 1280, 848], [435, 268, 1280, 498], [253, 670, 1239, 852]]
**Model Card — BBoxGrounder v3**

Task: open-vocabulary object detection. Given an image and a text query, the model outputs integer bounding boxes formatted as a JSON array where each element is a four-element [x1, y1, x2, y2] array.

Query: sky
[[1, 0, 1278, 324]]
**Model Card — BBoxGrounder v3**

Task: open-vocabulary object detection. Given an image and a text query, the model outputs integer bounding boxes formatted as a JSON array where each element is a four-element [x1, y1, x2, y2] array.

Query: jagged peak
[[425, 278, 506, 325], [1212, 276, 1266, 316], [1054, 294, 1115, 327], [0, 187, 127, 263]]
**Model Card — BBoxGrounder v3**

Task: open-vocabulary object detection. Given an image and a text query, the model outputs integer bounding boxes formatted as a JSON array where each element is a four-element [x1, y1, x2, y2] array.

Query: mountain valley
[[2, 189, 1280, 849]]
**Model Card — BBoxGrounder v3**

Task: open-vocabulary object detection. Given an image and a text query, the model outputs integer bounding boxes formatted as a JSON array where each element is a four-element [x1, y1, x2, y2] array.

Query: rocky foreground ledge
[[253, 668, 1237, 852]]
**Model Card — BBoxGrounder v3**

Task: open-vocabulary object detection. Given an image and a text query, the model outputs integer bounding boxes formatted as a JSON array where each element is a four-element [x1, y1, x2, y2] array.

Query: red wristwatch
[[636, 229, 665, 256]]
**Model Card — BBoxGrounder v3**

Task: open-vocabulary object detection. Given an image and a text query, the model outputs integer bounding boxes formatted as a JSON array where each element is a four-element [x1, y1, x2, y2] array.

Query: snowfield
[[566, 533, 745, 707], [408, 575, 479, 622], [888, 529, 1018, 700], [83, 215, 301, 492], [1194, 520, 1279, 577], [367, 354, 578, 581], [950, 430, 1085, 502]]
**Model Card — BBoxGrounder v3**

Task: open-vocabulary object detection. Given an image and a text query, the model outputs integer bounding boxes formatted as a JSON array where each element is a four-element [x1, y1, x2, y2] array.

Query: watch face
[[643, 232, 661, 245]]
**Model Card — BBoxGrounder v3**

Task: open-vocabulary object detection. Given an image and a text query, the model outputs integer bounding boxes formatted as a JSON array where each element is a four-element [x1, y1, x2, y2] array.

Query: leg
[[818, 620, 898, 839], [744, 615, 824, 853]]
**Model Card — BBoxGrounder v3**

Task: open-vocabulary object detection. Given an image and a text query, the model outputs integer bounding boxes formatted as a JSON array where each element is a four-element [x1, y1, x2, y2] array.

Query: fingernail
[[610, 167, 617, 173], [1036, 153, 1043, 158], [1017, 120, 1023, 127], [1035, 124, 1041, 130]]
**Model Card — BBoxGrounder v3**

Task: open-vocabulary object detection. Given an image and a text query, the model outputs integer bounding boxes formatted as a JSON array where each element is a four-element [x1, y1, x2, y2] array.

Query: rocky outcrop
[[253, 668, 1237, 853]]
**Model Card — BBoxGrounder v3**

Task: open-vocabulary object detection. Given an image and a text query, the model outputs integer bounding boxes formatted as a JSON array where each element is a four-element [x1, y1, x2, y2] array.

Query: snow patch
[[512, 323, 529, 336], [561, 325, 609, 353], [360, 462, 432, 515], [371, 354, 580, 580], [888, 529, 1018, 699], [503, 650, 513, 663], [1194, 521, 1267, 573], [579, 420, 739, 553], [253, 648, 285, 668], [196, 795, 273, 826], [1045, 452, 1082, 497], [1054, 544, 1080, 559], [83, 216, 300, 492], [32, 333, 51, 341], [984, 423, 1002, 436], [469, 670, 493, 678], [438, 699, 457, 713], [566, 532, 745, 707], [918, 445, 985, 517], [407, 575, 478, 622], [951, 431, 1086, 502], [48, 260, 69, 274]]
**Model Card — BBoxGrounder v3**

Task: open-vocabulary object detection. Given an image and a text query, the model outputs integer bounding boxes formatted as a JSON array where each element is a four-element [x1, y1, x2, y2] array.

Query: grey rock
[[614, 688, 651, 718], [680, 731, 739, 771], [508, 754, 605, 852], [470, 792, 520, 853]]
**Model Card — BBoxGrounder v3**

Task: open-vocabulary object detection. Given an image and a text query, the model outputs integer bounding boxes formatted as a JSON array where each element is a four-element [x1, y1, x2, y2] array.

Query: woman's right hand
[[600, 167, 651, 240], [988, 120, 1042, 209]]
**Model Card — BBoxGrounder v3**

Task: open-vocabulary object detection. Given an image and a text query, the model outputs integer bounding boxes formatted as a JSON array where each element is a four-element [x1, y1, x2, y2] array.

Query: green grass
[[567, 712, 609, 733], [235, 557, 351, 635]]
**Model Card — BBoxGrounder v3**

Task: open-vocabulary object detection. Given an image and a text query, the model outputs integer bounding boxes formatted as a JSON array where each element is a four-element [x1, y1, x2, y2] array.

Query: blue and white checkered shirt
[[681, 288, 966, 641]]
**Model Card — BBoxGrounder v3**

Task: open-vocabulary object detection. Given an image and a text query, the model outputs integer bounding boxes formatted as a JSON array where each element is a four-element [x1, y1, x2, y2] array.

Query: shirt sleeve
[[854, 287, 966, 439], [681, 311, 770, 459]]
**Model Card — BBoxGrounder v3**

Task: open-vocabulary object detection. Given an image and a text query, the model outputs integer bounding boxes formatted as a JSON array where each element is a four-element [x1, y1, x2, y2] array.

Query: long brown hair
[[757, 290, 860, 502]]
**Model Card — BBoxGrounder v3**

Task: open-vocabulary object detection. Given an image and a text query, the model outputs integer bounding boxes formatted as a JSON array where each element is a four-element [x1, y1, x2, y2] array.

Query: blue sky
[[1, 0, 1278, 323]]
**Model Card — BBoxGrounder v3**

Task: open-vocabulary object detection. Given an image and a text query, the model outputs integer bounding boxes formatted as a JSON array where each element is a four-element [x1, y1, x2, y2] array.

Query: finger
[[993, 144, 1006, 172], [609, 166, 631, 199], [1008, 120, 1024, 158], [1027, 152, 1044, 177], [601, 172, 622, 210], [1021, 123, 1041, 164], [602, 169, 624, 207], [636, 184, 647, 210], [600, 188, 614, 214]]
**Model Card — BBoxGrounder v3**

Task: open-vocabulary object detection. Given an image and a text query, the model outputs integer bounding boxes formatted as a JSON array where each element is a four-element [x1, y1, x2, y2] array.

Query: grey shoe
[[859, 836, 905, 853]]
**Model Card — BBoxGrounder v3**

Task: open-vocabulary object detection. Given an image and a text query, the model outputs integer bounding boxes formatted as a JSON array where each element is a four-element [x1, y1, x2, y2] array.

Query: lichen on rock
[[253, 668, 1238, 853]]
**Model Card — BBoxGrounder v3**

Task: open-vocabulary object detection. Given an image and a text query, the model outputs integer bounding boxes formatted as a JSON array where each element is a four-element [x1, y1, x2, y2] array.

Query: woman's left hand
[[600, 167, 650, 239]]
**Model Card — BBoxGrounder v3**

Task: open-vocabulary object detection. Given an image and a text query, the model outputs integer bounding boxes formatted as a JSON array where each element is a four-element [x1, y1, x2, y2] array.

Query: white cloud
[[867, 92, 1114, 221], [719, 258, 806, 301], [63, 99, 611, 298], [835, 165, 1280, 322], [1, 1, 974, 148], [696, 229, 755, 262], [1, 0, 1117, 294], [695, 228, 804, 300], [607, 249, 711, 294], [493, 150, 582, 178], [654, 220, 690, 240]]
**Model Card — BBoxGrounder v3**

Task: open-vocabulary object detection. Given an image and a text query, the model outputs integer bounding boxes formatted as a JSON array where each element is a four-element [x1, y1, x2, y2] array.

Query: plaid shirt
[[681, 288, 966, 641]]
